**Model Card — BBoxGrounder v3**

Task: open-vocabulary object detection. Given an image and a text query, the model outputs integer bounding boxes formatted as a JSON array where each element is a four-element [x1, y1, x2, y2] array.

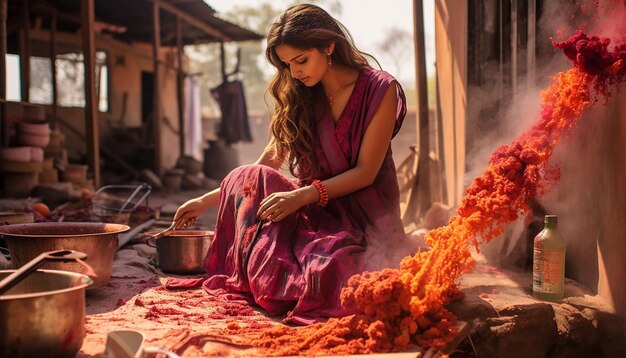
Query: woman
[[174, 3, 409, 324]]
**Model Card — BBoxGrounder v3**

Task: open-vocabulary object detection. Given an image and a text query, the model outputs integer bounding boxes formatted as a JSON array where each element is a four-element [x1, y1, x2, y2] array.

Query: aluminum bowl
[[0, 269, 92, 358], [0, 222, 129, 288]]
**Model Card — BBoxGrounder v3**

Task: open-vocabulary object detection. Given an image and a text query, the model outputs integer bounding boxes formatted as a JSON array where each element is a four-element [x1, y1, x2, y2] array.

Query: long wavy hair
[[265, 4, 372, 179]]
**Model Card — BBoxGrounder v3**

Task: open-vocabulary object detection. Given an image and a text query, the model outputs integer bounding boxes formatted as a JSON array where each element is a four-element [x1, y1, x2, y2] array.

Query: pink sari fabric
[[203, 67, 408, 325]]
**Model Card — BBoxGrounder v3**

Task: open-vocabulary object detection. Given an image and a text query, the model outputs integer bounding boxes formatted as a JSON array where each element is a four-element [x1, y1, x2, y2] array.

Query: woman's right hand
[[173, 198, 206, 229]]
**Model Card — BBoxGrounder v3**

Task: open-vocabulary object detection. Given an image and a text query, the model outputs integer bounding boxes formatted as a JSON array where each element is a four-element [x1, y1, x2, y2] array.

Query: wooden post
[[20, 0, 31, 102], [511, 0, 517, 98], [158, 1, 229, 42], [176, 15, 185, 157], [0, 0, 7, 147], [527, 0, 536, 89], [81, 0, 100, 187], [220, 42, 226, 83], [403, 0, 432, 223], [50, 9, 58, 129], [498, 0, 504, 104], [152, 0, 162, 176]]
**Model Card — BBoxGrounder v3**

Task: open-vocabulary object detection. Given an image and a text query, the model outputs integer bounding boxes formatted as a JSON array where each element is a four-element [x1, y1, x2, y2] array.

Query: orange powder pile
[[245, 31, 626, 356]]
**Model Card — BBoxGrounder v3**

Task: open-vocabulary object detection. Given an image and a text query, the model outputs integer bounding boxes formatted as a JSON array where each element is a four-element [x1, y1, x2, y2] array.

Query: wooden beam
[[403, 0, 432, 223], [29, 28, 177, 72], [498, 0, 504, 104], [527, 0, 536, 88], [152, 0, 162, 175], [31, 0, 81, 25], [176, 15, 185, 156], [220, 42, 226, 83], [511, 0, 517, 98], [50, 9, 57, 129], [157, 0, 231, 42], [20, 0, 31, 102], [0, 0, 7, 147], [413, 0, 430, 172], [81, 0, 100, 187]]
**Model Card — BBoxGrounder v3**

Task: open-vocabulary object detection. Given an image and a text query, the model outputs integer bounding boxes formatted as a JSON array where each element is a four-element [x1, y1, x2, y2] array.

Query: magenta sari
[[203, 67, 408, 324]]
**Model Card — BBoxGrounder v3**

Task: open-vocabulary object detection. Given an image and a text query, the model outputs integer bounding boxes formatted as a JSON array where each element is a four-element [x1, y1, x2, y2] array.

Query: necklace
[[326, 79, 357, 106]]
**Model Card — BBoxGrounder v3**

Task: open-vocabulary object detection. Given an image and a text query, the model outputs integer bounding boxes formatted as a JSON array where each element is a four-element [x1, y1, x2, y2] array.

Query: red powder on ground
[[213, 299, 257, 316], [134, 297, 145, 307], [111, 275, 138, 279], [137, 276, 160, 289], [239, 30, 626, 356], [145, 306, 187, 319]]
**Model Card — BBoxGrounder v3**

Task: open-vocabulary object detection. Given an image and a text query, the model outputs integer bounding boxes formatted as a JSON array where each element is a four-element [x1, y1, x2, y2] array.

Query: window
[[9, 51, 109, 112], [30, 56, 53, 104], [56, 51, 109, 112], [5, 54, 21, 101]]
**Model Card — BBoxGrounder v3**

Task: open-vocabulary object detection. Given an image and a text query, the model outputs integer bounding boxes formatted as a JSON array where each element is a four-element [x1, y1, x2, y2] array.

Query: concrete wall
[[544, 87, 626, 330]]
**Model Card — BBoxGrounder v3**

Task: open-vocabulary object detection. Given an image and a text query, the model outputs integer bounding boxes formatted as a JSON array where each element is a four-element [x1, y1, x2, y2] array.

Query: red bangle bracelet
[[311, 180, 329, 207]]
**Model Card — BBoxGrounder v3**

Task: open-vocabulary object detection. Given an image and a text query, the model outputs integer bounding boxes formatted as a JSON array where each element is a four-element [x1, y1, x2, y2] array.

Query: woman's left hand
[[257, 189, 308, 222]]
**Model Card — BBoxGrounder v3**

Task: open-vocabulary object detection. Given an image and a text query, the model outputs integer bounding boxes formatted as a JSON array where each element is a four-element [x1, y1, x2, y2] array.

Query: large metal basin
[[0, 269, 92, 358], [0, 222, 129, 288]]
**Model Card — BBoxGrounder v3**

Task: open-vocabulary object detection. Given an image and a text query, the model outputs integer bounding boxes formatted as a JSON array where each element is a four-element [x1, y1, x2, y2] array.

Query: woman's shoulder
[[362, 67, 401, 89]]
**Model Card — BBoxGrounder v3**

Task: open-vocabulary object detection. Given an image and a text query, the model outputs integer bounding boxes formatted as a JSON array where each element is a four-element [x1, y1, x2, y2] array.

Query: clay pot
[[16, 121, 51, 136], [62, 164, 88, 183], [30, 148, 43, 162], [17, 133, 50, 148], [0, 147, 32, 162]]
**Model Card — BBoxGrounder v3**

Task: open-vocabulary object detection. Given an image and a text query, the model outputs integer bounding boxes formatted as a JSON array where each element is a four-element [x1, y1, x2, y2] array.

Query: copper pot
[[146, 230, 213, 274], [0, 222, 129, 288], [0, 269, 92, 358]]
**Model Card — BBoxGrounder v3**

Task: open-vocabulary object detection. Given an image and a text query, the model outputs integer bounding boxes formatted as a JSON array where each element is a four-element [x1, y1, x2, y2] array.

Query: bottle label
[[533, 245, 564, 294]]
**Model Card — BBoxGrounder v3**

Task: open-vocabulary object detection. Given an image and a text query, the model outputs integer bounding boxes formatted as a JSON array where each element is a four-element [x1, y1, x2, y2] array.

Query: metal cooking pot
[[0, 269, 92, 358], [0, 222, 129, 288], [146, 230, 213, 274]]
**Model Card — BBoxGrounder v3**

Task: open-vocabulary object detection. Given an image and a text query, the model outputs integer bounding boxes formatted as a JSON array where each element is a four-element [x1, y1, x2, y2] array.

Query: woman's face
[[275, 44, 329, 87]]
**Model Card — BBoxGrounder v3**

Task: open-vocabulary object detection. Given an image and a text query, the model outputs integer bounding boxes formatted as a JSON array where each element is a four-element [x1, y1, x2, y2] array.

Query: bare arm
[[258, 83, 399, 221]]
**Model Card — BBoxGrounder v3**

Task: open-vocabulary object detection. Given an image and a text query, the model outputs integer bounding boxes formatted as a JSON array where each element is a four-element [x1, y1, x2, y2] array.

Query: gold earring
[[327, 52, 332, 66]]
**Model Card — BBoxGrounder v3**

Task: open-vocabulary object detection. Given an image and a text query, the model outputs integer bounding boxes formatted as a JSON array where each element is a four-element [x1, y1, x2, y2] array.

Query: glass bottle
[[532, 215, 566, 301]]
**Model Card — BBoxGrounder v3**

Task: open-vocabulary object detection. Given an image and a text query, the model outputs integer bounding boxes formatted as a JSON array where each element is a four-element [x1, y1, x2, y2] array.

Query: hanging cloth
[[184, 76, 203, 160], [211, 80, 253, 145]]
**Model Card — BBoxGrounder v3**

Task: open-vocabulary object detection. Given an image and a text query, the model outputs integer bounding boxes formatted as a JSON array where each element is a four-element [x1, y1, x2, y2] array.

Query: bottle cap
[[544, 215, 558, 224]]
